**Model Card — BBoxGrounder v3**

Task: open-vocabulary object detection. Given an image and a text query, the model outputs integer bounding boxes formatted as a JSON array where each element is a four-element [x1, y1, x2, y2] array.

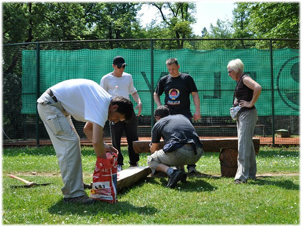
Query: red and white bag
[[90, 151, 118, 203]]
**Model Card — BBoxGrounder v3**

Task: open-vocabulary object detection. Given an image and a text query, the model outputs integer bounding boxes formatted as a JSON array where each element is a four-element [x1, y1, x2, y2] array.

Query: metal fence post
[[270, 39, 275, 146], [35, 42, 40, 147], [150, 39, 154, 127]]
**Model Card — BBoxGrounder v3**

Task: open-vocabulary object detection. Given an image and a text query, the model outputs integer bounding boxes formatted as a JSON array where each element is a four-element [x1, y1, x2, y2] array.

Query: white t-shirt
[[50, 79, 111, 127], [100, 72, 137, 100]]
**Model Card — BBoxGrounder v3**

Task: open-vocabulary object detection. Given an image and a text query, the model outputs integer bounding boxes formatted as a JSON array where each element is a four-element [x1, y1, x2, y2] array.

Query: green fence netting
[[21, 48, 299, 116]]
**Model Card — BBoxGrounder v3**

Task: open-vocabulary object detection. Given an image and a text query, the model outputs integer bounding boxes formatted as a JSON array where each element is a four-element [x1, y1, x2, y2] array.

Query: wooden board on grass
[[117, 166, 151, 192]]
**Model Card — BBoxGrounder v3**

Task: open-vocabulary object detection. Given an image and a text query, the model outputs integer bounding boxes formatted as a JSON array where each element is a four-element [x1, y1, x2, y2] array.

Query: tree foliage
[[147, 2, 196, 48], [199, 2, 299, 49], [3, 2, 143, 44], [2, 2, 299, 48], [231, 2, 299, 48], [247, 2, 299, 39]]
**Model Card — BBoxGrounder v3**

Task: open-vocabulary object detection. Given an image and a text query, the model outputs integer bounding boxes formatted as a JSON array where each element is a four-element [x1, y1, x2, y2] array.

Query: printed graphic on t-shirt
[[167, 88, 180, 105]]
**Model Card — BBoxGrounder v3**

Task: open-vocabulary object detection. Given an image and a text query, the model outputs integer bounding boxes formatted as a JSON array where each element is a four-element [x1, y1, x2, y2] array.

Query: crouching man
[[147, 106, 204, 188]]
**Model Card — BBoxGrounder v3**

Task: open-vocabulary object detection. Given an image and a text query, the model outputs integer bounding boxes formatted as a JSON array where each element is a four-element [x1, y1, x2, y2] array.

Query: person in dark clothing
[[153, 58, 201, 173], [147, 106, 204, 188]]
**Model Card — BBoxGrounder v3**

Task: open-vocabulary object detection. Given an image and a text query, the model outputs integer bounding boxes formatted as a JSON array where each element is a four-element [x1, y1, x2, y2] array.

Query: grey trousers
[[37, 92, 85, 198], [235, 108, 258, 181], [147, 144, 203, 174]]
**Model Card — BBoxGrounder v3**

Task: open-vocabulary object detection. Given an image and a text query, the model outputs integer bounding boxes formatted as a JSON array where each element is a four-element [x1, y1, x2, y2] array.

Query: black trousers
[[110, 114, 139, 166]]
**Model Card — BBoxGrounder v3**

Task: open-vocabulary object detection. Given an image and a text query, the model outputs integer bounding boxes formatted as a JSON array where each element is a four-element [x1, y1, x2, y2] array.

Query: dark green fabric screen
[[21, 48, 299, 116]]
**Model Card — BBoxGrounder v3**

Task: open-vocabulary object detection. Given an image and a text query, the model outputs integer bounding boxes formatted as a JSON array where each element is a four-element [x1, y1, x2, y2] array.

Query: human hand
[[193, 111, 201, 122], [239, 100, 252, 108], [135, 103, 142, 116], [104, 143, 119, 155]]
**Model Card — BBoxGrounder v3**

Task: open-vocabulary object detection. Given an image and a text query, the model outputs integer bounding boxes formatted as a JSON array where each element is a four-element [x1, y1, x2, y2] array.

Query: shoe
[[187, 166, 197, 174], [117, 165, 123, 172], [83, 183, 92, 189], [166, 170, 184, 188], [234, 179, 247, 184], [129, 163, 138, 167], [64, 195, 95, 205], [181, 173, 187, 183]]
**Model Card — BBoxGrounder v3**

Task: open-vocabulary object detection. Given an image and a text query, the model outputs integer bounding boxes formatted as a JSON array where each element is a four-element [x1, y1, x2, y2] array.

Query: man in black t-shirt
[[153, 58, 201, 173]]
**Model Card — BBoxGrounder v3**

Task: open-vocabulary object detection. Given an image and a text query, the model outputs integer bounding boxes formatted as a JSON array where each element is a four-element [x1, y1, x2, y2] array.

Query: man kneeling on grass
[[147, 106, 204, 188]]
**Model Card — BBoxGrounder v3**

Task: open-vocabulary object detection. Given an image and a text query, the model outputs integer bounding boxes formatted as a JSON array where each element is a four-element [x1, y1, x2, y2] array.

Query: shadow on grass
[[48, 199, 158, 216], [249, 177, 299, 190], [146, 177, 217, 192], [3, 146, 95, 157]]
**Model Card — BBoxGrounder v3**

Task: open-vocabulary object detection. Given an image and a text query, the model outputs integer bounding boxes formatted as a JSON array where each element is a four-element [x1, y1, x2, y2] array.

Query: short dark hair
[[154, 105, 170, 119], [111, 96, 134, 123], [166, 58, 178, 66]]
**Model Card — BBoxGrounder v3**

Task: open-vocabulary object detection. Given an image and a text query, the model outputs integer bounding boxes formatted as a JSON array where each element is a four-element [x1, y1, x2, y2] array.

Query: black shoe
[[129, 163, 139, 167], [181, 173, 187, 183], [234, 179, 247, 184], [187, 166, 197, 174], [166, 170, 184, 188], [64, 195, 95, 205], [84, 183, 92, 189]]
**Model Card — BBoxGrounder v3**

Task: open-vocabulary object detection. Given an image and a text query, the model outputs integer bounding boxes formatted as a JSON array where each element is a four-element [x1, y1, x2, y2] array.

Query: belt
[[46, 89, 58, 102]]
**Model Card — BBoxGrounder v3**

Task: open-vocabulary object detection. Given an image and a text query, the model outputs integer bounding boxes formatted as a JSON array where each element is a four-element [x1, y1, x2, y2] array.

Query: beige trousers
[[37, 92, 85, 198]]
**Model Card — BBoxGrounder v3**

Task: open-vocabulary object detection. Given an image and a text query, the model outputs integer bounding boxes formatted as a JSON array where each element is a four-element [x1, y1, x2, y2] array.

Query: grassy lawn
[[2, 145, 299, 225]]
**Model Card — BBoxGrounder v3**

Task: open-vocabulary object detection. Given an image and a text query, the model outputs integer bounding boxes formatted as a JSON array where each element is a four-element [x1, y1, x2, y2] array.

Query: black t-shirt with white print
[[155, 73, 198, 118]]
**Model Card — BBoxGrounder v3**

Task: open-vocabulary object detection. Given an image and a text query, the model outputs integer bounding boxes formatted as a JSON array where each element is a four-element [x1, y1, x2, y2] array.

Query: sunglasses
[[228, 70, 233, 73], [117, 65, 126, 69]]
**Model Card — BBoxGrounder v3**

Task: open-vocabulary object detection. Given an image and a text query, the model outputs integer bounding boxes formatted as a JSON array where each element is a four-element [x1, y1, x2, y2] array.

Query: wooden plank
[[117, 166, 151, 192], [133, 138, 260, 154], [202, 138, 260, 154]]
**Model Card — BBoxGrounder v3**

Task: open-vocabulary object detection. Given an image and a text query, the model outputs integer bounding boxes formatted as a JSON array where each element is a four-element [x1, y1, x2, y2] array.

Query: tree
[[3, 2, 143, 44], [198, 19, 234, 49], [90, 2, 143, 47], [231, 2, 299, 48], [148, 2, 196, 48]]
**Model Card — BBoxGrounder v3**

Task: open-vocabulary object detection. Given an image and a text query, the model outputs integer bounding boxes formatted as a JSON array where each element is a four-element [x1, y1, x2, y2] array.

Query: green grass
[[2, 146, 300, 225]]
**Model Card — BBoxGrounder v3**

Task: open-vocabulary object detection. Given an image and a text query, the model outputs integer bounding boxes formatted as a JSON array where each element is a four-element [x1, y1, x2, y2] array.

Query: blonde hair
[[227, 59, 244, 74]]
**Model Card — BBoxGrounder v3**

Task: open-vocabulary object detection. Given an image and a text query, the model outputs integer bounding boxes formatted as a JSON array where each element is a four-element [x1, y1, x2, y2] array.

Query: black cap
[[113, 56, 127, 67]]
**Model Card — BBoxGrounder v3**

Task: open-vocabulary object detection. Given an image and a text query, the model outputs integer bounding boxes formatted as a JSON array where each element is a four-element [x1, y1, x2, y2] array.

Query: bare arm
[[83, 122, 106, 158], [150, 142, 160, 154], [131, 92, 142, 116], [153, 92, 162, 107], [241, 77, 262, 108], [192, 91, 201, 121]]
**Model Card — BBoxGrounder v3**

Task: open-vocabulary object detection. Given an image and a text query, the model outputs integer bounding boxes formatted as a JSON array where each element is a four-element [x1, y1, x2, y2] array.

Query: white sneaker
[[117, 165, 123, 172]]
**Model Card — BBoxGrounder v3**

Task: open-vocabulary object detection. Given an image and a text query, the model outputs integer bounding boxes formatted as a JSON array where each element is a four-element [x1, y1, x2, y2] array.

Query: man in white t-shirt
[[37, 79, 134, 205], [100, 56, 142, 171]]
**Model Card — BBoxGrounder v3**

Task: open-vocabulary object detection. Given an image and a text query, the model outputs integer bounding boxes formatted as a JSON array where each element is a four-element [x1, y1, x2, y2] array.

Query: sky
[[138, 1, 236, 35]]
